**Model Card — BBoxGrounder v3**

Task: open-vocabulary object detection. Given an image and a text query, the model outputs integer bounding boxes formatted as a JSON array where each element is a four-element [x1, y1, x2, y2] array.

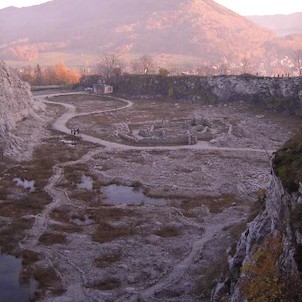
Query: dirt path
[[21, 92, 270, 301], [19, 147, 104, 301], [39, 93, 273, 154]]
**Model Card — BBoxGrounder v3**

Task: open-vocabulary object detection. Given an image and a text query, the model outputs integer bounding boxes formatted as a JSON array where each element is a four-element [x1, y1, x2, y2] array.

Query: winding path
[[38, 93, 273, 154], [23, 92, 272, 301]]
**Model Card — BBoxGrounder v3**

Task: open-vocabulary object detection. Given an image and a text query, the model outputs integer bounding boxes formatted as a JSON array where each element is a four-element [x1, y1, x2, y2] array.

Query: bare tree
[[294, 50, 302, 76], [98, 54, 121, 80], [241, 57, 251, 74], [131, 54, 155, 74]]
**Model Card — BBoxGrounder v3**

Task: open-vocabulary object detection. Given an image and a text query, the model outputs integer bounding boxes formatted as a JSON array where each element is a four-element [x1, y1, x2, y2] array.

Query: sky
[[0, 0, 301, 15]]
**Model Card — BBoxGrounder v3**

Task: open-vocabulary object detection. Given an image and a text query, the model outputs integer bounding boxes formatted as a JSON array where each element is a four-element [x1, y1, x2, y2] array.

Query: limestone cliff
[[111, 75, 302, 115], [0, 60, 45, 158], [212, 131, 302, 301]]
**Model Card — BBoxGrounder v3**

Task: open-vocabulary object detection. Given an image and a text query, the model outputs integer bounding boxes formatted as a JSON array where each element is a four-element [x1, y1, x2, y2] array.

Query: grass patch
[[273, 129, 302, 192], [33, 265, 65, 297], [0, 217, 34, 253], [51, 223, 82, 233], [21, 250, 41, 266], [178, 194, 237, 214], [49, 206, 72, 223], [95, 252, 122, 268], [194, 254, 229, 299], [155, 226, 180, 238], [87, 278, 121, 291], [92, 221, 134, 243], [39, 232, 67, 246]]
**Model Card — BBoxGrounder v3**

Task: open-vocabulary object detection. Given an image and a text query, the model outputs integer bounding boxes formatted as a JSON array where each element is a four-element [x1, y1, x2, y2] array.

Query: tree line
[[14, 63, 80, 86]]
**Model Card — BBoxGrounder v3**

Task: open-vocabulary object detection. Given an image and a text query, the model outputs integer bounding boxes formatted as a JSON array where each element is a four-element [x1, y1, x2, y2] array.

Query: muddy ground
[[0, 93, 301, 302]]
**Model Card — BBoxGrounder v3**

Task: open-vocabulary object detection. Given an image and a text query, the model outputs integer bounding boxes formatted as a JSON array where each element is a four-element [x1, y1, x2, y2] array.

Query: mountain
[[247, 13, 302, 36], [0, 0, 275, 67]]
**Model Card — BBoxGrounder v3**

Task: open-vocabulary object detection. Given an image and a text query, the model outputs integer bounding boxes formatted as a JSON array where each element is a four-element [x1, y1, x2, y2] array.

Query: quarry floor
[[1, 92, 301, 302]]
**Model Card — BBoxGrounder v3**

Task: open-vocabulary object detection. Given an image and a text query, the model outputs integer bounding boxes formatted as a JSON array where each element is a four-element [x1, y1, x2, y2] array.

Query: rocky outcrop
[[212, 132, 302, 301], [111, 75, 302, 115], [0, 60, 45, 158]]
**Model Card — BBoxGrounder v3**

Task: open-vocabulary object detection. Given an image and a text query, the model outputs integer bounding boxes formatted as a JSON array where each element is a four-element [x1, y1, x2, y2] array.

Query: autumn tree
[[44, 63, 80, 85]]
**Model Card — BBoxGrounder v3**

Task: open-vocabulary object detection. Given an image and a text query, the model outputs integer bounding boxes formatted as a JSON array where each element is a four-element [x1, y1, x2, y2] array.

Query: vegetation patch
[[95, 252, 122, 268], [155, 226, 180, 238], [87, 278, 121, 291], [33, 265, 66, 298], [241, 234, 302, 302], [92, 221, 135, 243], [273, 129, 302, 192], [0, 217, 34, 253], [39, 232, 67, 246]]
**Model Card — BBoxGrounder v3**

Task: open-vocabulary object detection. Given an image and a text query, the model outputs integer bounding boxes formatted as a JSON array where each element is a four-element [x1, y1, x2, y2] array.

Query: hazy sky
[[0, 0, 301, 15]]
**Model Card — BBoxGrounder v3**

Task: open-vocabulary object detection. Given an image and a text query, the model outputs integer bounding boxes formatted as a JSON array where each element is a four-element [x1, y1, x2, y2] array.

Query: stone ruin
[[114, 117, 226, 146]]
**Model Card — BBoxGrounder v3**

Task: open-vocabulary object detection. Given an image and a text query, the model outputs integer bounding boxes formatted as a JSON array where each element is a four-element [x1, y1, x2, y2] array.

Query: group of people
[[71, 128, 80, 135]]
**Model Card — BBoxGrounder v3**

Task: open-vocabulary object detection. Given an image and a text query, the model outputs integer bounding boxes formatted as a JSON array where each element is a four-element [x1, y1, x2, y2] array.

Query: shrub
[[241, 235, 286, 302]]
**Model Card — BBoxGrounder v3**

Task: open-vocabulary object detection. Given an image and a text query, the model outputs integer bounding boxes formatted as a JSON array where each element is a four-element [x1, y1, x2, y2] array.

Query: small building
[[93, 83, 113, 95]]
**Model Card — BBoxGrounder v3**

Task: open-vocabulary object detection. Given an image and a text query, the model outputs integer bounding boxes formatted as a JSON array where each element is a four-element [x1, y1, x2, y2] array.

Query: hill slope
[[248, 13, 302, 36], [0, 0, 274, 65]]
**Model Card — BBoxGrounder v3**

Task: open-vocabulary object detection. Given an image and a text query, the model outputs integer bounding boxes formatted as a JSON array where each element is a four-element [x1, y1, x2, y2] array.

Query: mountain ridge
[[1, 0, 301, 75], [0, 0, 275, 67], [247, 12, 302, 37]]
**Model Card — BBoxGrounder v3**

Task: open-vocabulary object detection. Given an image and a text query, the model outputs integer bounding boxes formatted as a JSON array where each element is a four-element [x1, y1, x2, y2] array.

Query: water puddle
[[102, 185, 167, 206], [0, 254, 35, 302]]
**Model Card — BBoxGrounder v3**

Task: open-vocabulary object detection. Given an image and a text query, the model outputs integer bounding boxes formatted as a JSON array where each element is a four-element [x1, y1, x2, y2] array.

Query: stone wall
[[110, 75, 302, 115]]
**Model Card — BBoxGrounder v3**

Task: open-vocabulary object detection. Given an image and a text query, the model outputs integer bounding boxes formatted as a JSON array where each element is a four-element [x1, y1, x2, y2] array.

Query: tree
[[34, 64, 43, 85], [241, 57, 251, 74], [44, 63, 80, 85], [294, 50, 302, 76], [98, 54, 121, 80], [131, 54, 155, 74], [158, 68, 170, 76]]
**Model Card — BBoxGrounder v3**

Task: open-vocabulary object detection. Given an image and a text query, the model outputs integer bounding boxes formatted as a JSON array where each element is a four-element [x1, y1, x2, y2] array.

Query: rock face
[[111, 75, 302, 115], [0, 60, 45, 158], [212, 133, 302, 301]]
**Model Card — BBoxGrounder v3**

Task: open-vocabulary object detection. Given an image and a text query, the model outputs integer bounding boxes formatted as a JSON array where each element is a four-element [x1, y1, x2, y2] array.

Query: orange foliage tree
[[44, 63, 80, 85]]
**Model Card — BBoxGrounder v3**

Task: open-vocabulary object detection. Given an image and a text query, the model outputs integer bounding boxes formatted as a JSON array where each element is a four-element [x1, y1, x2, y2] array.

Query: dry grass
[[194, 254, 229, 299], [39, 232, 67, 246], [155, 226, 180, 238], [87, 278, 121, 291], [21, 250, 41, 266], [92, 221, 134, 243], [33, 265, 65, 298], [95, 252, 122, 268], [51, 223, 82, 234], [0, 217, 34, 253], [49, 206, 72, 222], [176, 194, 237, 214]]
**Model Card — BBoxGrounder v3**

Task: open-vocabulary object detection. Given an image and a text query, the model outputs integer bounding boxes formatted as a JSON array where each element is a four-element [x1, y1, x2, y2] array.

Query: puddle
[[102, 185, 167, 206], [13, 178, 35, 192], [0, 254, 35, 302], [77, 175, 93, 190]]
